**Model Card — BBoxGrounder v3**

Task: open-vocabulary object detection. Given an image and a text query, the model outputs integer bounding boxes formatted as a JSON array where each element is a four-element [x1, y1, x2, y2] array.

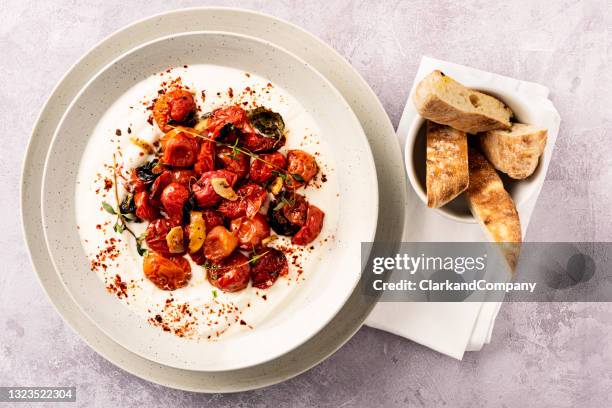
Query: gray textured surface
[[2, 0, 612, 406]]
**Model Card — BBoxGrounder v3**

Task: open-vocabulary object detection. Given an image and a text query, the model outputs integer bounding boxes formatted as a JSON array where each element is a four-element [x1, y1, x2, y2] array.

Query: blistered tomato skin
[[143, 253, 192, 291], [248, 152, 287, 184], [250, 248, 289, 289], [267, 200, 302, 236], [149, 171, 173, 201], [204, 226, 239, 261], [192, 170, 238, 208], [292, 204, 325, 245], [216, 146, 249, 180], [230, 214, 271, 249], [217, 183, 267, 220], [162, 130, 200, 168], [205, 106, 251, 138], [152, 89, 196, 133], [128, 169, 147, 194], [134, 191, 159, 222], [208, 252, 251, 293], [145, 218, 181, 256], [242, 131, 286, 153], [171, 169, 196, 186], [285, 150, 319, 189], [161, 182, 190, 224], [282, 193, 308, 226], [194, 140, 215, 176]]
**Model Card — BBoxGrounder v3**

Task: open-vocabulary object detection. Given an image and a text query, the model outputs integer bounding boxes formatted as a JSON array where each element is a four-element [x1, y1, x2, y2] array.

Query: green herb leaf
[[291, 173, 305, 182], [102, 201, 117, 215], [272, 171, 287, 181], [136, 233, 148, 256], [123, 213, 137, 221], [212, 290, 218, 298], [273, 201, 286, 211], [113, 219, 125, 234]]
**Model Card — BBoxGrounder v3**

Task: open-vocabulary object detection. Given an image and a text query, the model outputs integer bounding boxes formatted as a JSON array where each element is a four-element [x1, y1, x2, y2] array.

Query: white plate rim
[[21, 7, 408, 392], [40, 29, 379, 372]]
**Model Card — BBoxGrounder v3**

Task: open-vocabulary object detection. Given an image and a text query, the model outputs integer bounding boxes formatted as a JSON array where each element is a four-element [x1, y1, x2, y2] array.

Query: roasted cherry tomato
[[161, 129, 199, 168], [230, 214, 271, 249], [192, 170, 238, 208], [128, 169, 146, 194], [285, 150, 318, 189], [216, 146, 249, 180], [149, 171, 173, 201], [204, 226, 238, 261], [208, 252, 251, 293], [241, 130, 286, 153], [134, 191, 159, 222], [205, 106, 251, 138], [282, 193, 308, 226], [143, 252, 191, 291], [250, 248, 289, 289], [248, 152, 287, 184], [188, 249, 206, 266], [185, 211, 223, 265], [145, 218, 182, 256], [217, 183, 267, 220], [171, 169, 196, 186], [194, 140, 215, 176], [152, 89, 196, 133], [267, 199, 301, 236], [201, 209, 225, 230], [161, 182, 190, 224], [292, 204, 324, 245]]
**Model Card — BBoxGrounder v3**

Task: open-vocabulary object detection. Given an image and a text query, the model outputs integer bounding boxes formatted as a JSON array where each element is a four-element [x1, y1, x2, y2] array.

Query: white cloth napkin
[[365, 56, 561, 359]]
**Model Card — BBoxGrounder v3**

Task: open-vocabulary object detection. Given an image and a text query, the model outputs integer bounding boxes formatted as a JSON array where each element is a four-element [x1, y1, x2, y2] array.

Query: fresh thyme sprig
[[102, 154, 147, 256]]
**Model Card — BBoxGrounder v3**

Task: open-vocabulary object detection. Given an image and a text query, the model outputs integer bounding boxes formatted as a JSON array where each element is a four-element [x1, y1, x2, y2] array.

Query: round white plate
[[41, 31, 378, 371], [23, 7, 408, 391]]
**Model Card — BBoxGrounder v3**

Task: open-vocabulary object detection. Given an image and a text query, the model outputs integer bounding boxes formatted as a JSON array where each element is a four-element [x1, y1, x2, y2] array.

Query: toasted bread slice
[[479, 123, 547, 179], [426, 121, 469, 208], [413, 70, 512, 134], [467, 148, 521, 272]]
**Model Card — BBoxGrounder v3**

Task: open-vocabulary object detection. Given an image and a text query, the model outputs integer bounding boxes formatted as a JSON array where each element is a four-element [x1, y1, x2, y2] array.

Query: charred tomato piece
[[292, 204, 325, 245], [205, 106, 251, 138], [250, 248, 289, 289]]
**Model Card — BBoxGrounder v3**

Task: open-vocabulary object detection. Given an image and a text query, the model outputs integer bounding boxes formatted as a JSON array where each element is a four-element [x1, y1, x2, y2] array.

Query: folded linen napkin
[[365, 56, 561, 359]]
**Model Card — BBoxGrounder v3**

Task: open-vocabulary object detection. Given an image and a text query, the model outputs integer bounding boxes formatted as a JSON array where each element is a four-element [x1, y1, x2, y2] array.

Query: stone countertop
[[2, 0, 611, 406]]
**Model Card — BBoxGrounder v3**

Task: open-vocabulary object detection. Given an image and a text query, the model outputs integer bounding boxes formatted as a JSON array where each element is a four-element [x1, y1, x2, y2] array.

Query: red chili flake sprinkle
[[115, 129, 122, 136], [228, 88, 234, 98]]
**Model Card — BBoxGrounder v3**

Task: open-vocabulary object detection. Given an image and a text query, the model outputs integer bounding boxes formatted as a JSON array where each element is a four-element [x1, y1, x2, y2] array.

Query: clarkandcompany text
[[372, 279, 537, 293]]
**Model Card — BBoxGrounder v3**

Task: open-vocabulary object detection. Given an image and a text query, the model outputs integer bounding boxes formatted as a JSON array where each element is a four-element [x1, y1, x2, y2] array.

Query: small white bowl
[[404, 87, 548, 223]]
